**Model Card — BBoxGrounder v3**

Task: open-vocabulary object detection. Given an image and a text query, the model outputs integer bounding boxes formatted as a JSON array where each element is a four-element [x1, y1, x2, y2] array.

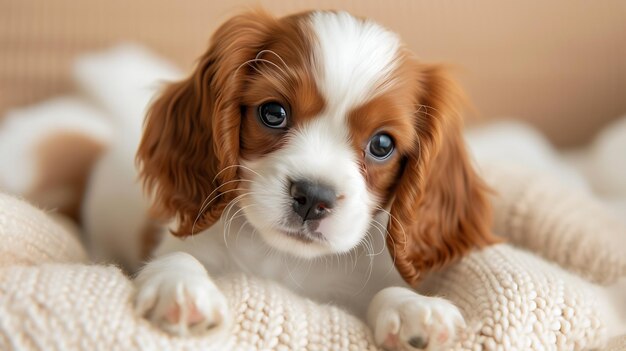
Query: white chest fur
[[154, 211, 408, 317]]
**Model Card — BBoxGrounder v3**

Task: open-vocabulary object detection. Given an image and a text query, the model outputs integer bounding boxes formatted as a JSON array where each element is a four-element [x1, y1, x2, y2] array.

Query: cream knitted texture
[[0, 185, 621, 350], [481, 162, 626, 285], [0, 193, 379, 351], [421, 245, 607, 350], [0, 193, 87, 267], [0, 265, 378, 351]]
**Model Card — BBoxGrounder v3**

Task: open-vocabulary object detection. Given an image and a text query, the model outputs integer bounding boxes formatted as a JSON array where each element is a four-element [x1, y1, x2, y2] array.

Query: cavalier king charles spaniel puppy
[[133, 10, 498, 350]]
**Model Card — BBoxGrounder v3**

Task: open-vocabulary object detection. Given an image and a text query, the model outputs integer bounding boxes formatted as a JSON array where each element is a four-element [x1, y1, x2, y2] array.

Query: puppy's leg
[[134, 252, 231, 337], [367, 287, 465, 351]]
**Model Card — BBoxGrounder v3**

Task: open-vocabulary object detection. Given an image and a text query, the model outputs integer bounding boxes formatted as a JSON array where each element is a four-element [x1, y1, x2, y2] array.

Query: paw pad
[[408, 336, 428, 349]]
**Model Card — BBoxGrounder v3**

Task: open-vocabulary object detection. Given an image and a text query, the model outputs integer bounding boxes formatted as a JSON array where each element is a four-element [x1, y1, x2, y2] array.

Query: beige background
[[2, 0, 625, 146]]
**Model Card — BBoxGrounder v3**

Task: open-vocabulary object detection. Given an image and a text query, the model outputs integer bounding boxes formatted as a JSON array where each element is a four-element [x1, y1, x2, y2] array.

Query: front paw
[[134, 252, 231, 337], [369, 288, 465, 351]]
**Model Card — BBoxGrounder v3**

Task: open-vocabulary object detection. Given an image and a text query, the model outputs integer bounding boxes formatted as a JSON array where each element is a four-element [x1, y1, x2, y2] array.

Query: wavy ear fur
[[387, 64, 500, 286], [137, 11, 276, 236]]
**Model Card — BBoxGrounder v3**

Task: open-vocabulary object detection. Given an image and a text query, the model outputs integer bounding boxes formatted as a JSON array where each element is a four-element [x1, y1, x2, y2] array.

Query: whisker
[[192, 168, 268, 236], [217, 190, 259, 243], [251, 56, 289, 78], [192, 185, 249, 235], [233, 58, 266, 80], [286, 256, 305, 290], [234, 215, 253, 246], [374, 205, 408, 254], [208, 164, 266, 188], [221, 191, 258, 234], [350, 235, 375, 297], [244, 61, 290, 90], [348, 246, 357, 273], [370, 207, 401, 273], [256, 50, 289, 71], [369, 216, 400, 277], [195, 178, 255, 222], [222, 200, 258, 247], [415, 104, 442, 122], [368, 218, 389, 257]]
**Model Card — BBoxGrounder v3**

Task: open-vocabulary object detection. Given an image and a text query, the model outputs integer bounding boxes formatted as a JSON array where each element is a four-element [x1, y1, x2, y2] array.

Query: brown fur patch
[[383, 59, 501, 286], [346, 55, 419, 203], [30, 131, 106, 220], [239, 14, 325, 159]]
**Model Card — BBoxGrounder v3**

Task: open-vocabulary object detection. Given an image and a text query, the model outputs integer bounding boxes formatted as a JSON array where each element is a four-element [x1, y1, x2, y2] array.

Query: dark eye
[[367, 133, 394, 160], [258, 102, 288, 128]]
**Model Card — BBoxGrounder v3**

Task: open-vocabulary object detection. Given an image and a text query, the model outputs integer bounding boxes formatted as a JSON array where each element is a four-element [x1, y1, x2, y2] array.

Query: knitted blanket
[[1, 161, 624, 350]]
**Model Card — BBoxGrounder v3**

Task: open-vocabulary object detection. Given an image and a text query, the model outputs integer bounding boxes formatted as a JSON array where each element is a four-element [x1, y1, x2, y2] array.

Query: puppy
[[134, 10, 498, 350]]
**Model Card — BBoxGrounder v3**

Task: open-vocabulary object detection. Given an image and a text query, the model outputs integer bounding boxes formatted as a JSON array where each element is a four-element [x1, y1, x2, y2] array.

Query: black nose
[[290, 180, 336, 221]]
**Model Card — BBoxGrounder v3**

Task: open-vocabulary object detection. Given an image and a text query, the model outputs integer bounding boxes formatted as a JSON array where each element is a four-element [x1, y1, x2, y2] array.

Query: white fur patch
[[73, 43, 181, 126], [0, 97, 112, 194], [78, 44, 182, 271], [240, 118, 373, 257], [309, 11, 401, 118]]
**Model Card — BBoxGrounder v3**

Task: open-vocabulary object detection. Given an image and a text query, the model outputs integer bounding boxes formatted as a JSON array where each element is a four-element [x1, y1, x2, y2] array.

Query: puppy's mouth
[[277, 220, 326, 244], [278, 227, 325, 244], [271, 213, 327, 243]]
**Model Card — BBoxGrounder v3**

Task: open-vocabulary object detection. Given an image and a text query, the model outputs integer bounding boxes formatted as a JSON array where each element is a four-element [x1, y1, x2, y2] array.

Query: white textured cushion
[[0, 184, 621, 350], [481, 162, 626, 285]]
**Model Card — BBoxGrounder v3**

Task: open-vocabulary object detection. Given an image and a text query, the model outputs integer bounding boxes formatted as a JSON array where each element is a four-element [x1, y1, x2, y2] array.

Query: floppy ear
[[386, 64, 500, 286], [137, 12, 276, 236]]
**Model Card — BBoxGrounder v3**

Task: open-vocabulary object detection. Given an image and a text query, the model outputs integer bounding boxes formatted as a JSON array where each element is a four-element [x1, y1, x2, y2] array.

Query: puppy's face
[[237, 12, 414, 257], [138, 11, 498, 284]]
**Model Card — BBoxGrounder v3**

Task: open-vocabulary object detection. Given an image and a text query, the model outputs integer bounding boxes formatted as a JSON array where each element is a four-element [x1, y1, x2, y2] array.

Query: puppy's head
[[137, 10, 499, 285]]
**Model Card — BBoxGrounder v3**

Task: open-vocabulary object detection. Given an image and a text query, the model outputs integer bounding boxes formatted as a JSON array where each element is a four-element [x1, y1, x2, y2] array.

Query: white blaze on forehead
[[309, 11, 401, 116], [238, 12, 399, 256]]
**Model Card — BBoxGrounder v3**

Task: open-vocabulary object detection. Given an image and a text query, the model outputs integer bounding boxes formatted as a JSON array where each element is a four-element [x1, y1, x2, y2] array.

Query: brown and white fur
[[131, 10, 498, 351]]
